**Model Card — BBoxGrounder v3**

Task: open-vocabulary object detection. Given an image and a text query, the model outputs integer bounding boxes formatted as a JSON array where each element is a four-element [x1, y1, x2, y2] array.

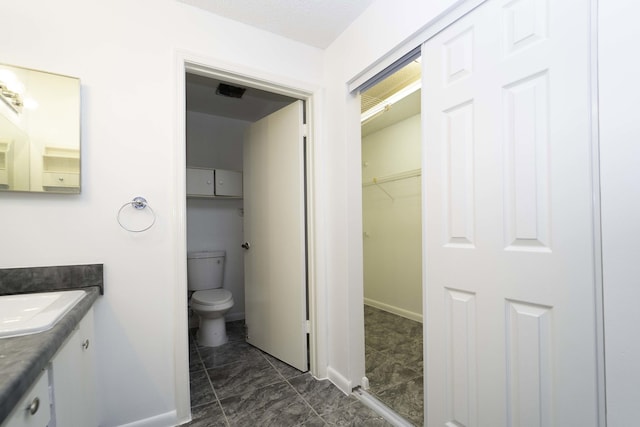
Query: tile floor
[[186, 321, 394, 426], [364, 305, 424, 426]]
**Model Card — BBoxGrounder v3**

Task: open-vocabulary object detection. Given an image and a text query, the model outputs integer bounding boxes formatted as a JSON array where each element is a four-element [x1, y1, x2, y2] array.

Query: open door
[[243, 100, 308, 372]]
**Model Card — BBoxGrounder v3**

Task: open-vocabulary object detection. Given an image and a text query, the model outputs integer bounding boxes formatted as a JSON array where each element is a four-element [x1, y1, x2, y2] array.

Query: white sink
[[0, 290, 86, 338]]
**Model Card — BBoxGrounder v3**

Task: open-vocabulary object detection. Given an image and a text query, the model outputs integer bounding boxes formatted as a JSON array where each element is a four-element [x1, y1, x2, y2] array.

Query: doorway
[[183, 67, 316, 397], [360, 58, 423, 425]]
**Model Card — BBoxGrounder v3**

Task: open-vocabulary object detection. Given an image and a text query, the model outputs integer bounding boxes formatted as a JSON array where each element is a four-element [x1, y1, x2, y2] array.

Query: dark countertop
[[0, 286, 100, 425]]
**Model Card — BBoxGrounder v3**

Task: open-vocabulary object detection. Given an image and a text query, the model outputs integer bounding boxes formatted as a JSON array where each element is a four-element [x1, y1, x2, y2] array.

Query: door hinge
[[305, 320, 311, 334], [302, 124, 308, 138]]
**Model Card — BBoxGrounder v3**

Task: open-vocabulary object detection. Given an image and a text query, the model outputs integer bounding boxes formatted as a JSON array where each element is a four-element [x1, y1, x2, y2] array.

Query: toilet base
[[197, 316, 228, 347]]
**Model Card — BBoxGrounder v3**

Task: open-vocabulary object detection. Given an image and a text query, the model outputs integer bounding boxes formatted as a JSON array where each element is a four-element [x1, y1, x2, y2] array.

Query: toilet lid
[[191, 289, 233, 306]]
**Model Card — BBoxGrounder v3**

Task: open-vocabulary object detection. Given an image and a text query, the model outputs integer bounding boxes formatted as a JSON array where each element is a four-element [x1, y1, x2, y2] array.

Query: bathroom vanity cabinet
[[1, 370, 50, 427], [1, 309, 96, 427], [187, 167, 243, 198], [50, 307, 96, 427]]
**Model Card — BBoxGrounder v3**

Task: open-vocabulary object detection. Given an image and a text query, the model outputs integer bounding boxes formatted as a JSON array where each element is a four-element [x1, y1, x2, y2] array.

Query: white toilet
[[187, 250, 234, 347]]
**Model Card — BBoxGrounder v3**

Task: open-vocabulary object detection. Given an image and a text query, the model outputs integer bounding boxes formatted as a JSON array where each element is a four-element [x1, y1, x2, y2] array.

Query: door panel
[[423, 0, 599, 425], [243, 100, 308, 372]]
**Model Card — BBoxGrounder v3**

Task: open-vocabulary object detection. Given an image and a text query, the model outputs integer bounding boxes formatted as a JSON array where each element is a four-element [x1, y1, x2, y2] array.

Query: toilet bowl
[[187, 251, 234, 347]]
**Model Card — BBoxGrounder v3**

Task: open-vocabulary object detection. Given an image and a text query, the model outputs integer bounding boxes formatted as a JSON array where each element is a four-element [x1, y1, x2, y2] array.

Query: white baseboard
[[327, 366, 352, 395], [226, 311, 245, 322], [364, 298, 422, 323], [115, 410, 178, 427]]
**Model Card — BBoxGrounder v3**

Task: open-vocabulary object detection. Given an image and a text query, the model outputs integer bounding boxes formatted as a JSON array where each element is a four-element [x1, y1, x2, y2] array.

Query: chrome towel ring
[[117, 196, 156, 232]]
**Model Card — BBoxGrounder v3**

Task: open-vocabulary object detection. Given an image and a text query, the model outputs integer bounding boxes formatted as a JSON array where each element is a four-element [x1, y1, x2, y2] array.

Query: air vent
[[216, 83, 246, 99]]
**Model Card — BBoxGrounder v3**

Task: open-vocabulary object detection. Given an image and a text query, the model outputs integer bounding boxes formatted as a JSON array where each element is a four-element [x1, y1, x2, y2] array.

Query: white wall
[[186, 111, 247, 321], [186, 111, 245, 170], [0, 1, 323, 426], [599, 1, 640, 423], [362, 114, 421, 320]]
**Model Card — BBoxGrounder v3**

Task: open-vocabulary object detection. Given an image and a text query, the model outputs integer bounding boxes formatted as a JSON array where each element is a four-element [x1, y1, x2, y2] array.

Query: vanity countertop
[[0, 286, 100, 425]]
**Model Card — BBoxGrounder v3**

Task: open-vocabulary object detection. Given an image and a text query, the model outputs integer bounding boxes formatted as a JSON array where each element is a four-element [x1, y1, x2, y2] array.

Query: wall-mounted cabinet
[[42, 147, 79, 191], [186, 167, 242, 198]]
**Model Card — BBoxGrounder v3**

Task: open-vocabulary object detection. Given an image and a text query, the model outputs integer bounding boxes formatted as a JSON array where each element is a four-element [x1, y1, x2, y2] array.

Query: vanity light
[[0, 81, 24, 113]]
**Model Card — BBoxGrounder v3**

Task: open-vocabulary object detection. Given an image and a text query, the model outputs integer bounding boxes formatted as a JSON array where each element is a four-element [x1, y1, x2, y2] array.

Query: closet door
[[423, 0, 600, 425]]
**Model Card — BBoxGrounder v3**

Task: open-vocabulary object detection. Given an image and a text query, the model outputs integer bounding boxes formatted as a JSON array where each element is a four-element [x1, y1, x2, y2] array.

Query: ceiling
[[186, 73, 296, 121], [361, 89, 421, 137], [178, 0, 376, 49]]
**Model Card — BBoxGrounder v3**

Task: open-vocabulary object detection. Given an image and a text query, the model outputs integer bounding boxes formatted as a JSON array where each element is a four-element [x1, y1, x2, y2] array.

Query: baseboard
[[364, 298, 422, 323], [115, 410, 178, 427], [226, 311, 245, 322], [327, 366, 352, 395]]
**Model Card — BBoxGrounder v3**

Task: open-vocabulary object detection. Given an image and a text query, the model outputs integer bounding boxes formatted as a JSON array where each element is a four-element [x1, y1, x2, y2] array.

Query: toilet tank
[[187, 251, 225, 291]]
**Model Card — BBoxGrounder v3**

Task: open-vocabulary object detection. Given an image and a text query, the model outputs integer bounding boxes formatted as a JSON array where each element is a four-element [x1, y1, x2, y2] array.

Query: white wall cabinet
[[1, 308, 96, 427], [186, 167, 242, 198]]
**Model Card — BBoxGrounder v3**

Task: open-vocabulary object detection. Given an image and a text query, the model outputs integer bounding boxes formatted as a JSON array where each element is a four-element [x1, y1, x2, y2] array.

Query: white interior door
[[423, 0, 600, 425], [243, 100, 308, 372]]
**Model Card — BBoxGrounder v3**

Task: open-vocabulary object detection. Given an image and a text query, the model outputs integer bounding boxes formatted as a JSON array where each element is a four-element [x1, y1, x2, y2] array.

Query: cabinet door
[[214, 169, 242, 197], [1, 369, 50, 427], [186, 168, 214, 196], [42, 172, 80, 188], [50, 309, 96, 427]]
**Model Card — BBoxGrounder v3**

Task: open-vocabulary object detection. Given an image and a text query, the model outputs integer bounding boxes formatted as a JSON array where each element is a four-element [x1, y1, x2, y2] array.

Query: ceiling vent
[[216, 83, 246, 99]]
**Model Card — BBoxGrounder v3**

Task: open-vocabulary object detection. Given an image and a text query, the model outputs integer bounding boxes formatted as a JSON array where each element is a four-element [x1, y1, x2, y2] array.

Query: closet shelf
[[362, 168, 421, 187], [362, 168, 421, 201]]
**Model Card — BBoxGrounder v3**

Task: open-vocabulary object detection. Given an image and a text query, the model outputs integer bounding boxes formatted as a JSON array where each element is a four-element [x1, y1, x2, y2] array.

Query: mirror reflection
[[0, 63, 80, 193]]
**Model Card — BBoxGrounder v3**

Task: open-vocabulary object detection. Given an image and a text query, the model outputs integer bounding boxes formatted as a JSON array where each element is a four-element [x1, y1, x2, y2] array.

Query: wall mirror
[[0, 63, 80, 194]]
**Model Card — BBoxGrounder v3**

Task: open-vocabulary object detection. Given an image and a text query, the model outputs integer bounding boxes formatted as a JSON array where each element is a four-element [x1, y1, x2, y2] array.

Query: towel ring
[[117, 196, 156, 233]]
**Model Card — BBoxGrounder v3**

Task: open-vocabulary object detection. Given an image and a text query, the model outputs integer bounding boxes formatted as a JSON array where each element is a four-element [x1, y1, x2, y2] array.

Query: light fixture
[[360, 79, 421, 123], [0, 69, 25, 114], [0, 81, 24, 113]]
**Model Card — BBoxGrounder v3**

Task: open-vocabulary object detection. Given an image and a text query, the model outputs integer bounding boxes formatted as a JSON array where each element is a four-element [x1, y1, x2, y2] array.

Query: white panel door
[[423, 0, 599, 426], [243, 100, 308, 372]]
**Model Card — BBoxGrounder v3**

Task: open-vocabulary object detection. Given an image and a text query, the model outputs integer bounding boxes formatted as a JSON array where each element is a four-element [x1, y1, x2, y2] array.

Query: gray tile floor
[[364, 305, 424, 426], [186, 321, 393, 426]]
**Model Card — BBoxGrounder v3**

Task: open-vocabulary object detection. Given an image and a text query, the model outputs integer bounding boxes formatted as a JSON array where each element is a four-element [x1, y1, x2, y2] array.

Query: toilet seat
[[191, 289, 233, 307]]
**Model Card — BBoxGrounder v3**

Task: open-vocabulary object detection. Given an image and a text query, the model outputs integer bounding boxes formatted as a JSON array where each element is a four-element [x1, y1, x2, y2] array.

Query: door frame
[[348, 0, 605, 425], [172, 51, 325, 423]]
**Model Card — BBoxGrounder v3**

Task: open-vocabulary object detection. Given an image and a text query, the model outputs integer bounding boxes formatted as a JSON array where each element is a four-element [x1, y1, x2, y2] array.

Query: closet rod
[[362, 168, 421, 187]]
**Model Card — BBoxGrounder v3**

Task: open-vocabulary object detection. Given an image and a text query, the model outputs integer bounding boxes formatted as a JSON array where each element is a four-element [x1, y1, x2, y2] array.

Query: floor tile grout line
[[281, 374, 329, 426], [202, 354, 231, 426], [208, 352, 291, 403], [257, 352, 331, 425], [191, 335, 230, 426]]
